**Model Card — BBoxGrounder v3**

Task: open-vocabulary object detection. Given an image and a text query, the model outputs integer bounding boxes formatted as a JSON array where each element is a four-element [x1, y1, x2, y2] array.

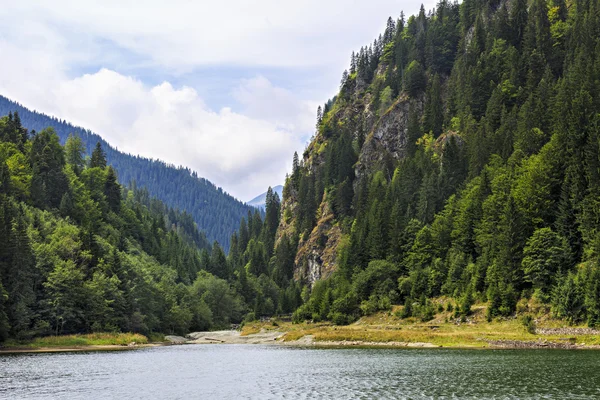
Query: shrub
[[419, 302, 436, 322], [243, 312, 256, 324], [292, 306, 312, 324], [330, 312, 354, 325], [521, 315, 536, 334], [399, 298, 413, 319]]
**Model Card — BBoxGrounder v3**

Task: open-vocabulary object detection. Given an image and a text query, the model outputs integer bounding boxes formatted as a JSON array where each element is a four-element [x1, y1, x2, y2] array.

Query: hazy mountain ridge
[[0, 95, 254, 250]]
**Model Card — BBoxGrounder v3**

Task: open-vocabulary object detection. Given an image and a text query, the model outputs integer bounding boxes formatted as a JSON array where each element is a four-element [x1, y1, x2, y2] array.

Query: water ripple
[[1, 345, 599, 399]]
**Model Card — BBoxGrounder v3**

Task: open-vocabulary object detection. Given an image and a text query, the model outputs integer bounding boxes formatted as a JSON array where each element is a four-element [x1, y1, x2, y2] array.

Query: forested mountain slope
[[0, 96, 254, 250], [6, 0, 600, 341], [0, 118, 247, 341], [228, 0, 600, 326]]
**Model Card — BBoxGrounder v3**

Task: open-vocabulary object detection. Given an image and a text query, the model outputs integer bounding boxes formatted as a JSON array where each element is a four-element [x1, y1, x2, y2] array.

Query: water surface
[[1, 345, 599, 399]]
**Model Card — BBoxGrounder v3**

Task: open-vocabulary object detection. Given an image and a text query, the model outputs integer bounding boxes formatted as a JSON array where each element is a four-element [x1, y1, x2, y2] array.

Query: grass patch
[[147, 332, 165, 343], [5, 332, 148, 348], [247, 301, 600, 348], [241, 320, 282, 336]]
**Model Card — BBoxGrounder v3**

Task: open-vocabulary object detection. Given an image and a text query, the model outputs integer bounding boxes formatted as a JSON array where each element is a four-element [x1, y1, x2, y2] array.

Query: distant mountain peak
[[247, 185, 283, 210]]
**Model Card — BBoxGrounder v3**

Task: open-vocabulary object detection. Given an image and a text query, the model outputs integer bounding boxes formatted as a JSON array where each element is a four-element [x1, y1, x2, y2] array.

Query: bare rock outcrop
[[356, 95, 423, 180], [294, 195, 342, 286]]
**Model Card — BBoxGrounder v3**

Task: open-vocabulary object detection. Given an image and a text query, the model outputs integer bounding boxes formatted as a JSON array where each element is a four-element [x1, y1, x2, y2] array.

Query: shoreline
[[0, 343, 165, 355], [168, 329, 600, 350], [3, 336, 600, 354], [4, 319, 600, 354]]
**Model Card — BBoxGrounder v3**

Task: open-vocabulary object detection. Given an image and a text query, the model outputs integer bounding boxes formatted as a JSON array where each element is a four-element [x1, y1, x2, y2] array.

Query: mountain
[[247, 185, 283, 210], [5, 0, 600, 340], [0, 121, 248, 341], [227, 0, 600, 326], [0, 95, 254, 250]]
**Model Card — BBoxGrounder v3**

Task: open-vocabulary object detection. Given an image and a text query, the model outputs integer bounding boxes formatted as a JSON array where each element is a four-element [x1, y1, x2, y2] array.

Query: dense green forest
[[5, 0, 600, 342], [0, 117, 254, 341], [0, 96, 255, 250], [227, 0, 600, 327]]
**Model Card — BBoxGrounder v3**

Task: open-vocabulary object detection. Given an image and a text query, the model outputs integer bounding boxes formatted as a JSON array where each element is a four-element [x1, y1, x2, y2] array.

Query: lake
[[1, 344, 600, 399]]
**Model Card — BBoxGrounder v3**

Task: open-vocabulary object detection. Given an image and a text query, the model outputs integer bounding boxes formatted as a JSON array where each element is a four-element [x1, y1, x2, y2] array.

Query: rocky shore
[[486, 339, 600, 349], [164, 330, 284, 345]]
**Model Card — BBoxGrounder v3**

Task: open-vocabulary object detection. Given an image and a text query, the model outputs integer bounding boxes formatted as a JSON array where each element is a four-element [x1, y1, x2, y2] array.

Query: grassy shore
[[242, 304, 600, 349], [1, 332, 153, 353]]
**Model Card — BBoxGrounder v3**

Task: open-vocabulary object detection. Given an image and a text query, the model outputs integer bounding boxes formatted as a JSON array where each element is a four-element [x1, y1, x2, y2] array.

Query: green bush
[[419, 303, 435, 322], [399, 298, 413, 319], [243, 312, 257, 323], [521, 315, 536, 334], [292, 306, 312, 324], [329, 312, 355, 325]]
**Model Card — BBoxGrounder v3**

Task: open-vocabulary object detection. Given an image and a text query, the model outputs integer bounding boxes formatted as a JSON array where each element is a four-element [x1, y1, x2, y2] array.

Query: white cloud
[[3, 0, 432, 71], [233, 75, 317, 133], [45, 69, 308, 200]]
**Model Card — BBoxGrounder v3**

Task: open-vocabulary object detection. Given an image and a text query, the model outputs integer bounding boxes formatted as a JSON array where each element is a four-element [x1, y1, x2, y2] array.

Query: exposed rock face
[[276, 75, 424, 287], [356, 94, 423, 180], [274, 182, 298, 249], [294, 195, 342, 286]]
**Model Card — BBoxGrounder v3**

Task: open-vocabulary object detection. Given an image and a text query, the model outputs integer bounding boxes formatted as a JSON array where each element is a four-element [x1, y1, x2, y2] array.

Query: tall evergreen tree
[[90, 142, 107, 169]]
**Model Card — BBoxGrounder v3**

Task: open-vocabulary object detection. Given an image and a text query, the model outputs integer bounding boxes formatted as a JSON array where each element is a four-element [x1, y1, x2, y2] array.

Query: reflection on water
[[1, 345, 600, 399]]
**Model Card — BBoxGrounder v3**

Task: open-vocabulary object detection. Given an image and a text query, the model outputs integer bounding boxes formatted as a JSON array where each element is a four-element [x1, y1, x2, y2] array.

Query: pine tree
[[59, 192, 74, 218], [90, 142, 107, 169], [6, 211, 35, 338], [384, 16, 396, 44], [405, 61, 426, 97], [30, 128, 68, 209], [424, 74, 443, 136], [292, 152, 300, 190], [238, 217, 250, 252], [0, 161, 10, 195], [210, 242, 230, 280], [104, 166, 121, 213], [0, 280, 9, 341], [65, 134, 86, 175], [510, 0, 529, 49], [262, 187, 280, 256], [316, 106, 323, 131]]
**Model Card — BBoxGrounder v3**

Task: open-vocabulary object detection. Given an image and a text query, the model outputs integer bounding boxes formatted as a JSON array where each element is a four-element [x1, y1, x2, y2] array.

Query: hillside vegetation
[[5, 0, 600, 343], [230, 0, 600, 328], [0, 96, 255, 250], [0, 118, 250, 342]]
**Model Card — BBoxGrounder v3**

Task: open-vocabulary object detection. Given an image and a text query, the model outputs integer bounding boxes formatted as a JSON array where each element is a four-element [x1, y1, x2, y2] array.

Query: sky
[[0, 0, 433, 201]]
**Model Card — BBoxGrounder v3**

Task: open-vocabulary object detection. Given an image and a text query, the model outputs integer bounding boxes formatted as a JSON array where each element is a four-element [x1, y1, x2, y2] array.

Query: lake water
[[1, 344, 600, 399]]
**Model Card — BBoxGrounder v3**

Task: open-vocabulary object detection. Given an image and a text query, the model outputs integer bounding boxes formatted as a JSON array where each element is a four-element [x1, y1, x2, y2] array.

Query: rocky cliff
[[277, 71, 428, 285]]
